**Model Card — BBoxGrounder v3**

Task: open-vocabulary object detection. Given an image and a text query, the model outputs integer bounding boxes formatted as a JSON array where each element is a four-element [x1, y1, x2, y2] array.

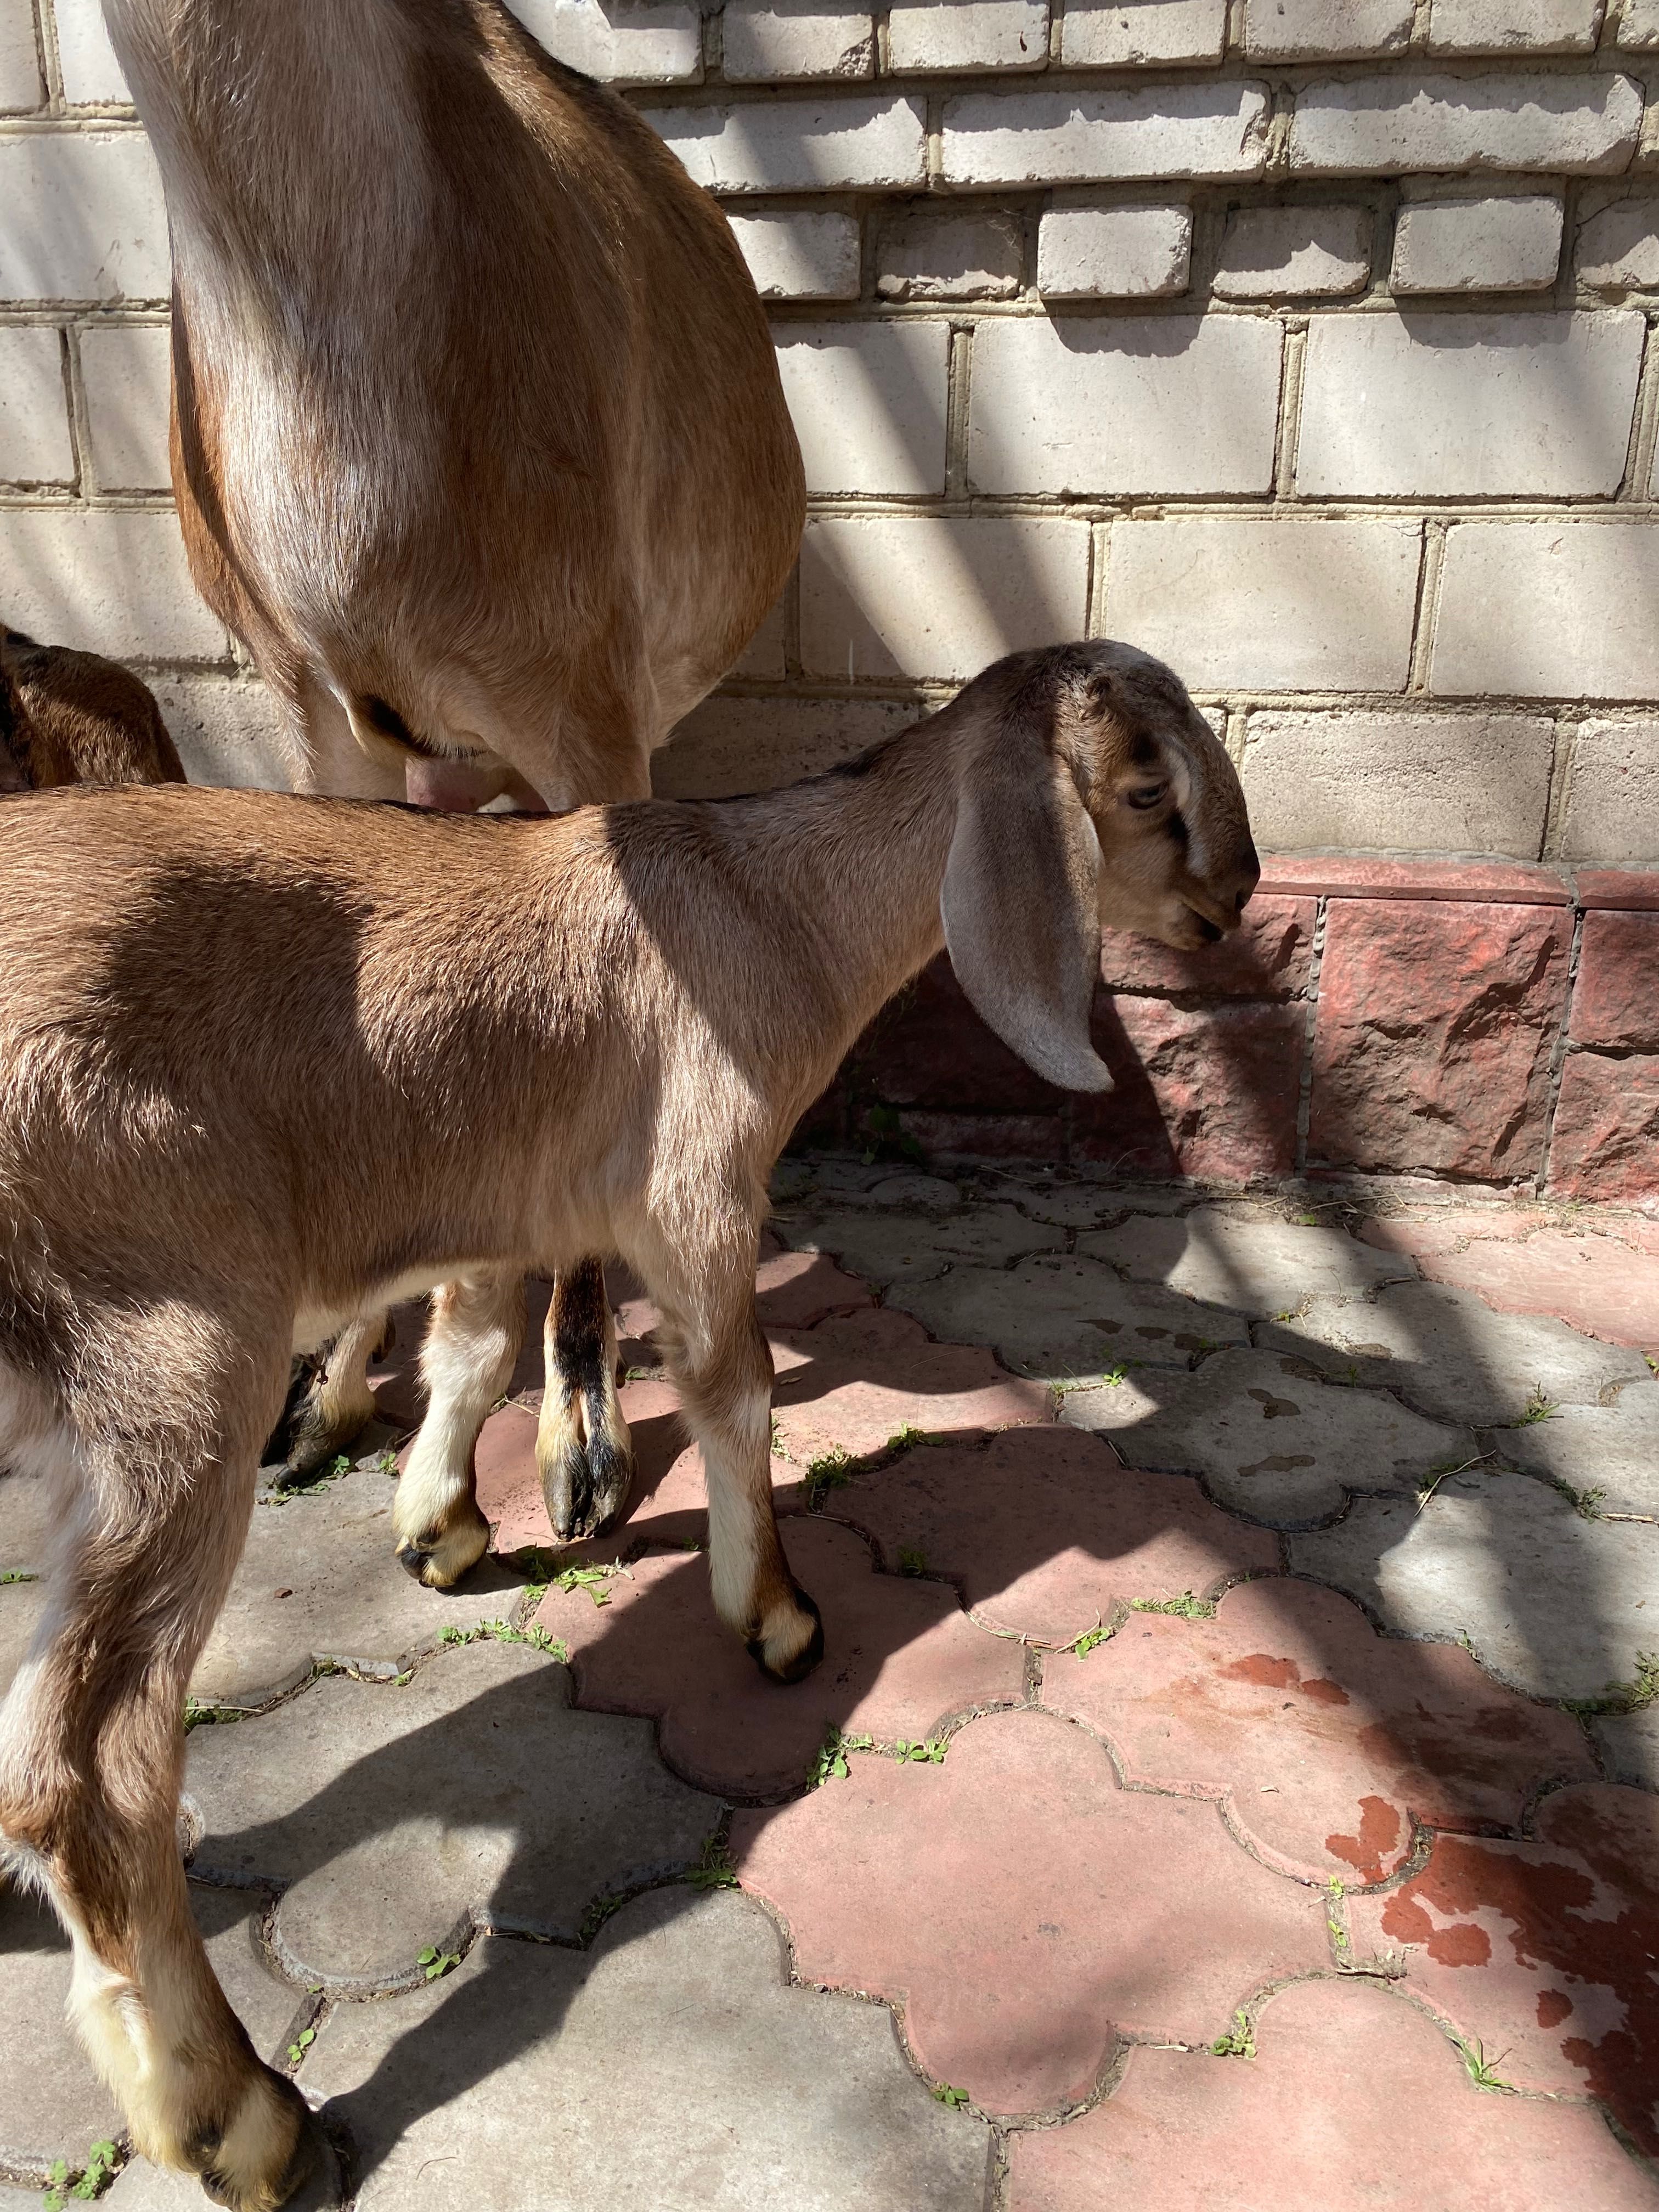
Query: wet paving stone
[[1260, 1280, 1652, 1426], [1008, 1976, 1657, 2212], [1042, 1578, 1595, 1884], [299, 1891, 992, 2211], [1289, 1472, 1659, 1703], [537, 1517, 1023, 1799], [184, 1640, 719, 1989], [1061, 1347, 1474, 1525], [1346, 1782, 1659, 2155], [1503, 1379, 1659, 1517], [732, 1707, 1329, 2117], [889, 1254, 1249, 1383], [819, 1428, 1277, 1649], [1080, 1204, 1414, 1314]]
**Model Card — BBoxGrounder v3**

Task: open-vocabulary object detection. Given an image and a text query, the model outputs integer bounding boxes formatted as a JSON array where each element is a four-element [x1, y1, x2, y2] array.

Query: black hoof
[[548, 1436, 634, 1545], [394, 1541, 431, 1582], [747, 1589, 825, 1685]]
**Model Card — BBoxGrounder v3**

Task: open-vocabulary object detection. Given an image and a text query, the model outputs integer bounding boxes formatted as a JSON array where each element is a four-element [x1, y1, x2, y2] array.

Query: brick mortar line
[[1540, 718, 1580, 861], [709, 676, 1659, 717], [1536, 904, 1588, 1195], [1404, 519, 1447, 696], [1293, 896, 1327, 1175]]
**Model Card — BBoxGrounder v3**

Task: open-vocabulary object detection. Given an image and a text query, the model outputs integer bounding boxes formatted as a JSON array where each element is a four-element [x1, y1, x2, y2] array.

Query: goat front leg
[[537, 1256, 633, 1543], [669, 1283, 821, 1684], [392, 1271, 524, 1587], [263, 1311, 386, 1485]]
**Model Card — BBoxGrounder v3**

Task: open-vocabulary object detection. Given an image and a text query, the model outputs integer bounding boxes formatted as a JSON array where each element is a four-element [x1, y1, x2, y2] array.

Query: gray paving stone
[[1062, 1347, 1474, 1525], [865, 1173, 961, 1210], [191, 1466, 531, 1709], [0, 1881, 301, 2182], [1288, 1471, 1659, 1702], [0, 1573, 47, 1695], [1003, 1184, 1137, 1228], [302, 1891, 991, 2211], [1081, 1203, 1414, 1316], [0, 1466, 52, 1571], [776, 1203, 1063, 1287], [890, 1255, 1249, 1382], [185, 1639, 719, 1989], [1258, 1280, 1650, 1425], [1502, 1379, 1659, 1516], [1594, 1707, 1659, 1790]]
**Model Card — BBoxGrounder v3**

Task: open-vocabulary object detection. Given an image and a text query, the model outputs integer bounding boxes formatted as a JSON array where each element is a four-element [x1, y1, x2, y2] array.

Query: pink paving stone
[[1098, 895, 1315, 1000], [1309, 899, 1572, 1180], [822, 1430, 1277, 1649], [769, 1307, 1052, 1463], [1547, 1053, 1659, 1205], [612, 1239, 874, 1350], [534, 1516, 1024, 1798], [1571, 911, 1659, 1053], [1403, 1228, 1659, 1355], [1073, 997, 1305, 1181], [731, 1707, 1329, 2117], [1042, 1579, 1595, 1886], [1357, 1207, 1551, 1257], [1347, 1782, 1659, 2154], [1008, 1976, 1657, 2212]]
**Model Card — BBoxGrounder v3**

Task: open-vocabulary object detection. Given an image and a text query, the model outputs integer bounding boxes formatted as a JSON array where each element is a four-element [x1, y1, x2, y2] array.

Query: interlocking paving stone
[[770, 1307, 1052, 1460], [190, 1468, 530, 1709], [184, 1640, 719, 1989], [821, 1430, 1277, 1647], [1042, 1578, 1595, 1884], [1061, 1346, 1473, 1525], [1289, 1472, 1659, 1702], [750, 1241, 878, 1327], [890, 1254, 1249, 1382], [732, 1707, 1328, 2116], [1358, 1206, 1551, 1256], [1503, 1379, 1659, 1516], [1596, 1708, 1659, 1791], [0, 1882, 301, 2181], [1080, 1204, 1414, 1314], [1000, 1183, 1136, 1228], [1347, 1783, 1659, 2155], [1007, 1976, 1658, 2211], [1375, 1225, 1659, 1353], [864, 1172, 962, 1209], [537, 1517, 1023, 1798], [774, 1202, 1063, 1287], [298, 1892, 992, 2211], [0, 1572, 47, 1695], [1259, 1279, 1651, 1425]]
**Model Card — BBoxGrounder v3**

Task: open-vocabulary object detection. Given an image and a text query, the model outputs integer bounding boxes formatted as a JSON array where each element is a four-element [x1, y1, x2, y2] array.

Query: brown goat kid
[[1, 629, 184, 793], [0, 641, 1257, 2209]]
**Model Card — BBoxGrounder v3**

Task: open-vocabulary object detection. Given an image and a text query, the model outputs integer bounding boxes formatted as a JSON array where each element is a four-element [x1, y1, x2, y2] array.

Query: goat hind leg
[[538, 1257, 633, 1543], [392, 1271, 523, 1587], [263, 1312, 383, 1486]]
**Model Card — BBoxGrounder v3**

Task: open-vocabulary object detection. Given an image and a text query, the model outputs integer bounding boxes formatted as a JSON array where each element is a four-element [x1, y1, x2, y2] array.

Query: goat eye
[[1125, 782, 1169, 811]]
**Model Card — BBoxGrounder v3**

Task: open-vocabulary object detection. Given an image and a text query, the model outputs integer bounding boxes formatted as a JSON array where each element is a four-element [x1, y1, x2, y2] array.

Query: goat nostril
[[1235, 885, 1251, 914]]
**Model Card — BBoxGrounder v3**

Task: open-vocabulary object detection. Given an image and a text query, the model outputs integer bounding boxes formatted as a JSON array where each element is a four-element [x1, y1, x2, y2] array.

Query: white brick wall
[[7, 0, 1659, 861]]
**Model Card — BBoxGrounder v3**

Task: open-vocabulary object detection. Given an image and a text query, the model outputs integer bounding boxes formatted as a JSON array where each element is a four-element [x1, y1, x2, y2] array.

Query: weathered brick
[[886, 0, 1049, 72], [1289, 74, 1643, 176], [1391, 193, 1564, 292], [969, 314, 1280, 494], [505, 0, 702, 82], [720, 1, 874, 81], [1099, 894, 1316, 999], [1310, 899, 1571, 1178], [1434, 522, 1659, 699], [0, 507, 229, 661], [1213, 203, 1370, 298], [1426, 0, 1599, 53], [727, 210, 861, 298], [1074, 996, 1306, 1180], [0, 0, 41, 110], [1296, 312, 1642, 497], [775, 321, 949, 493], [1241, 712, 1555, 858], [1560, 722, 1659, 864], [645, 94, 926, 190], [1060, 0, 1226, 66], [1037, 200, 1192, 298], [799, 514, 1090, 681], [1103, 518, 1421, 692], [77, 320, 172, 490], [654, 692, 916, 797], [941, 82, 1270, 186], [1547, 1053, 1659, 1201], [1571, 909, 1659, 1051], [0, 131, 168, 301], [147, 672, 298, 789], [1577, 195, 1659, 288], [0, 327, 74, 484], [876, 209, 1023, 300], [52, 0, 133, 100], [1243, 0, 1413, 57]]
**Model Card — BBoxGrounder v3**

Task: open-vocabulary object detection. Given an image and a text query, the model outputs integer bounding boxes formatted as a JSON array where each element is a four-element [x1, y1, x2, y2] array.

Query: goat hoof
[[545, 1434, 633, 1544], [198, 2069, 338, 2212], [393, 1505, 490, 1590], [747, 1587, 824, 1685]]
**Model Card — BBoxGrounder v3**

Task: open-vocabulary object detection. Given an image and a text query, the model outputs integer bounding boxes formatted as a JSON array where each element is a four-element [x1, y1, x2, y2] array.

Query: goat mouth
[[1186, 911, 1224, 944]]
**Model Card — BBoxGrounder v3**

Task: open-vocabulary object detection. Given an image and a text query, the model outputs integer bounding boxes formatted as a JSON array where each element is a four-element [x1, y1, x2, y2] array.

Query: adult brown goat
[[0, 640, 1257, 2208], [101, 0, 806, 1544]]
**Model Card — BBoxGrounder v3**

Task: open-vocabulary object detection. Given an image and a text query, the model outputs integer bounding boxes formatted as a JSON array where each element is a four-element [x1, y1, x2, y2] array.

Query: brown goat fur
[[0, 631, 184, 794], [0, 641, 1257, 2207]]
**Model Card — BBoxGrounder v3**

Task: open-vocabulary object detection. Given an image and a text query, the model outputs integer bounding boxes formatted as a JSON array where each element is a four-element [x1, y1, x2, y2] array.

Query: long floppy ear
[[941, 724, 1113, 1094]]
